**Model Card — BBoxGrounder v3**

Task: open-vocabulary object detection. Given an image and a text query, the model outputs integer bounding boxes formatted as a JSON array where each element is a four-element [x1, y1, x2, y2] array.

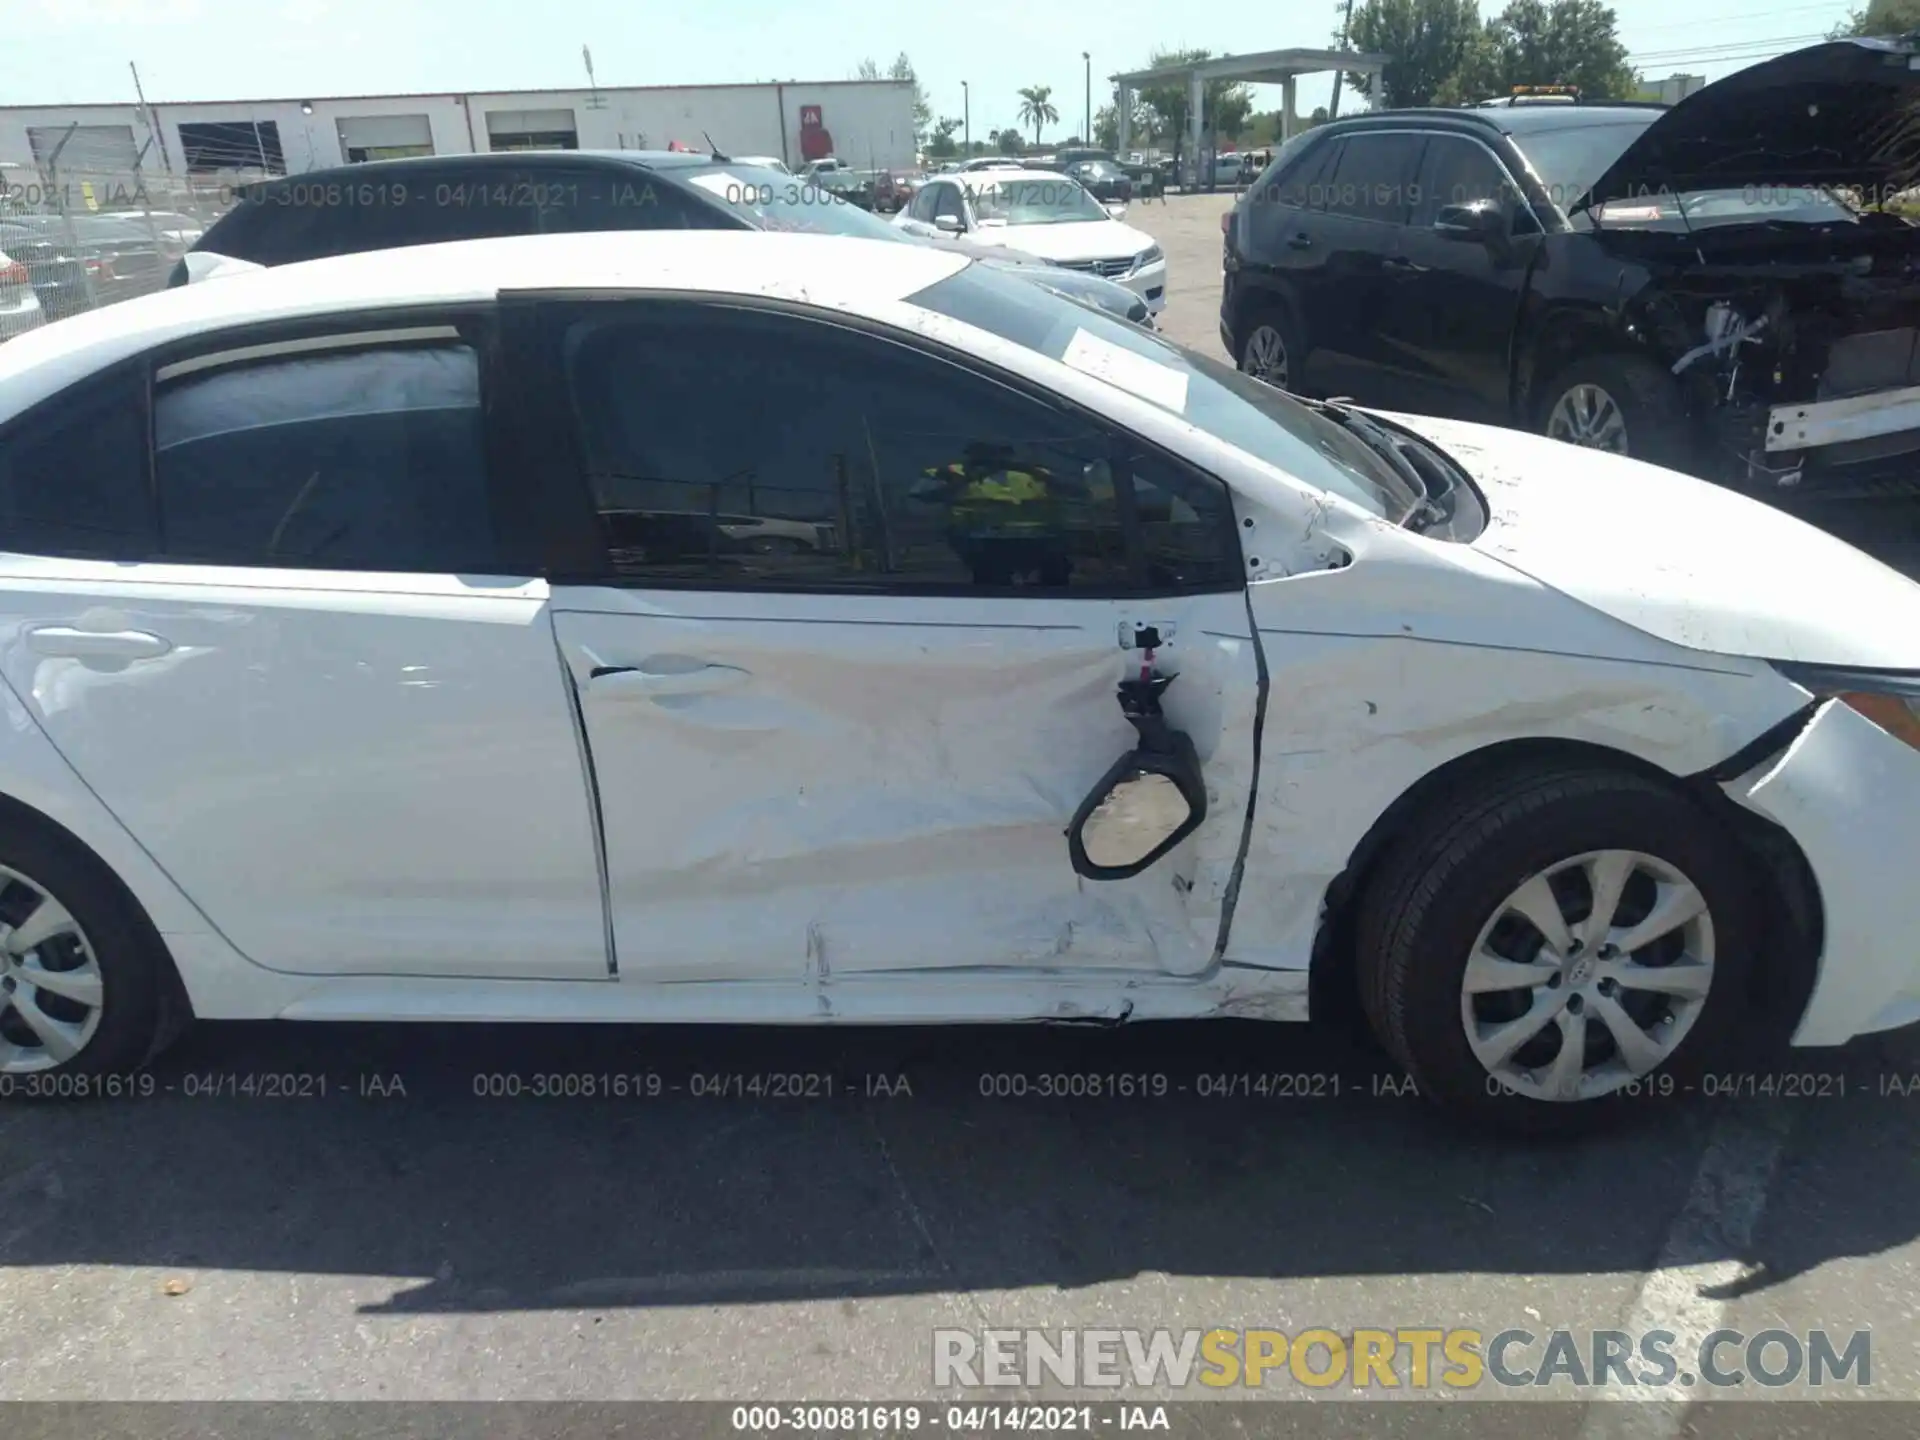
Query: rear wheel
[[0, 825, 166, 1081], [1355, 763, 1759, 1133]]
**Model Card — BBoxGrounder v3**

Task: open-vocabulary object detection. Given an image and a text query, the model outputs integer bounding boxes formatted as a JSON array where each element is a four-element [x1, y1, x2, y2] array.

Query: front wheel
[[1234, 300, 1303, 392], [1536, 354, 1694, 471], [1355, 764, 1761, 1133]]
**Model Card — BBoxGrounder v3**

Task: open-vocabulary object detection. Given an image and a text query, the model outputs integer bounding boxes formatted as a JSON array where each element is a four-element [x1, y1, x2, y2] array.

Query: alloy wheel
[[0, 865, 104, 1073], [1241, 325, 1289, 388], [1546, 383, 1630, 454], [1460, 849, 1714, 1102]]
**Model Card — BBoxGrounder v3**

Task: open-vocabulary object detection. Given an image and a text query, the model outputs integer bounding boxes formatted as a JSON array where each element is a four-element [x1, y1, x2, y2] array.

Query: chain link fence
[[1, 122, 281, 340]]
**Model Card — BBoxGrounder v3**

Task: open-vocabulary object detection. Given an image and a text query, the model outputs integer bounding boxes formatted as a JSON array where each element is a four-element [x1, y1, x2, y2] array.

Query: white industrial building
[[0, 79, 918, 199]]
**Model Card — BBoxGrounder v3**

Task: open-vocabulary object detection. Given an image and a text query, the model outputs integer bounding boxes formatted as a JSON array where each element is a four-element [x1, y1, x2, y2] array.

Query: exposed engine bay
[[1609, 204, 1920, 495]]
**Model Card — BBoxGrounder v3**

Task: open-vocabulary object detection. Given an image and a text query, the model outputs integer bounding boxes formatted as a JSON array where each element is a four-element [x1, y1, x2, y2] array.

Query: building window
[[178, 121, 287, 176], [486, 108, 579, 152], [336, 115, 435, 165]]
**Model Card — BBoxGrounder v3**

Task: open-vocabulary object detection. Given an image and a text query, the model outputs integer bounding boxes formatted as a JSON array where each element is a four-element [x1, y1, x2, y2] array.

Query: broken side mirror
[[1067, 673, 1208, 881]]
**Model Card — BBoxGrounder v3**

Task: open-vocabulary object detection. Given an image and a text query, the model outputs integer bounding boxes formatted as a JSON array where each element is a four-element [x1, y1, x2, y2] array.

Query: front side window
[[558, 306, 1241, 594], [1505, 117, 1658, 213], [1411, 136, 1520, 226], [0, 368, 153, 561], [153, 342, 497, 572], [1321, 133, 1426, 224], [969, 179, 1109, 226], [931, 184, 968, 225], [910, 262, 1423, 523]]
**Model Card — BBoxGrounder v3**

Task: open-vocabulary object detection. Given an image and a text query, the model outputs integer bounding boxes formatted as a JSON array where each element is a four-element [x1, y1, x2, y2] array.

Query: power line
[[1630, 31, 1831, 62], [1623, 2, 1852, 36]]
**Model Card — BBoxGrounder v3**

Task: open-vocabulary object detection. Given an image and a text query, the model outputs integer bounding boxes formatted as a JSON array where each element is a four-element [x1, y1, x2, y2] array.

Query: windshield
[[908, 263, 1423, 521], [970, 179, 1108, 225], [684, 167, 907, 240], [1506, 117, 1657, 212]]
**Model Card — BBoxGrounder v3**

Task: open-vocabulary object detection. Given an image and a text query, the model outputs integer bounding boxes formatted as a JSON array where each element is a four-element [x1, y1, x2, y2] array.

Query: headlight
[[1773, 662, 1920, 751], [1132, 244, 1163, 272]]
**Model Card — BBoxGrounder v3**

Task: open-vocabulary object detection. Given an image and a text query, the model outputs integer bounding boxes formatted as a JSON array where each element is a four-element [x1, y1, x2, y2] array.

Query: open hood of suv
[[1583, 37, 1920, 209]]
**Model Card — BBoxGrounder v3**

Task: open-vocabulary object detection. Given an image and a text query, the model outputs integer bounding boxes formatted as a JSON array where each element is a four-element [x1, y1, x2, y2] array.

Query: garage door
[[27, 124, 141, 176], [486, 108, 578, 150], [336, 114, 434, 153]]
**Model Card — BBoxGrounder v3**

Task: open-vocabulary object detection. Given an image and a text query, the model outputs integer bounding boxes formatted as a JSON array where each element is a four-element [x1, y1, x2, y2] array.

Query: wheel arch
[[0, 786, 196, 1053], [1307, 734, 1821, 1049], [1229, 278, 1305, 359]]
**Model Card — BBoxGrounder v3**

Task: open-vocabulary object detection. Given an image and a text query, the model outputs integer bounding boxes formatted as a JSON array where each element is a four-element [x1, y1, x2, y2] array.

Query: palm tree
[[1016, 85, 1059, 146]]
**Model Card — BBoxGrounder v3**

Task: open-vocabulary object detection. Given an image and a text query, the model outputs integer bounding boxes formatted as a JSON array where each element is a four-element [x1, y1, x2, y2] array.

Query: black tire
[[1354, 762, 1762, 1135], [1535, 353, 1694, 471], [0, 818, 169, 1084], [1233, 293, 1305, 392]]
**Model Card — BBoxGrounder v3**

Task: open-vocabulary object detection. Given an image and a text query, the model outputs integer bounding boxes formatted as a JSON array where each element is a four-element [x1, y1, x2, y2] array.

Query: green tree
[[1135, 48, 1254, 147], [995, 127, 1026, 154], [1831, 0, 1920, 34], [1345, 0, 1485, 106], [1093, 99, 1155, 152], [856, 57, 881, 81], [1017, 85, 1060, 145], [889, 53, 933, 144], [1481, 0, 1638, 100], [928, 117, 961, 157]]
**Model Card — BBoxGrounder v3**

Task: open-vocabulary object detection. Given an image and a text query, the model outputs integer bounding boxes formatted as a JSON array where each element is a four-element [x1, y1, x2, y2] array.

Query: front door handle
[[1382, 255, 1427, 273], [1286, 232, 1312, 250], [25, 626, 173, 662], [587, 662, 750, 698]]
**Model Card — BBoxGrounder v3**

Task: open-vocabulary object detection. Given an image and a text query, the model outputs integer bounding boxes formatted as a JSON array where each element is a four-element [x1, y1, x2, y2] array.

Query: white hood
[[1375, 411, 1920, 669], [975, 218, 1151, 265]]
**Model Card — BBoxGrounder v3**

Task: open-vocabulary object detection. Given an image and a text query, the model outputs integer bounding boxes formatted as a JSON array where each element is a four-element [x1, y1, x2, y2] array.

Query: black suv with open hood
[[1220, 37, 1920, 497]]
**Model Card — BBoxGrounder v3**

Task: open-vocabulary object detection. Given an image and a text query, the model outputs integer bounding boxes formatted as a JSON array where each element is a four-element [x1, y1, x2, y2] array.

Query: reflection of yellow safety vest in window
[[926, 461, 1060, 538]]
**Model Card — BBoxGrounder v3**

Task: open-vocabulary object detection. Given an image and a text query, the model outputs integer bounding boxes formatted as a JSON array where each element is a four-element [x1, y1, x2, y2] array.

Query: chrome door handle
[[587, 662, 750, 698], [25, 626, 173, 661]]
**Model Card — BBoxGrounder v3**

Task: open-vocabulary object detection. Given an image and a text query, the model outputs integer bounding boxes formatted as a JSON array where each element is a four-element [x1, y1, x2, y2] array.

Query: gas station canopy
[[1108, 47, 1390, 158]]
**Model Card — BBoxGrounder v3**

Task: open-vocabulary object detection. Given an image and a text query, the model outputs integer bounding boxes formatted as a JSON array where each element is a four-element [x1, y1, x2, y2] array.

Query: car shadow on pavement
[[3, 1015, 1916, 1315]]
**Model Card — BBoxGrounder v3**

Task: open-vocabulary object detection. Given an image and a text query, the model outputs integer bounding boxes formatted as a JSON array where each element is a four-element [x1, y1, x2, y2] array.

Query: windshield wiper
[[1299, 397, 1447, 530]]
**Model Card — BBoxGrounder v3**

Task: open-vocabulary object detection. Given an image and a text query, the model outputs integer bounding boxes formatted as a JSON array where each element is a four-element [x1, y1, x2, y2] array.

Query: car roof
[[232, 149, 738, 192], [0, 231, 968, 423]]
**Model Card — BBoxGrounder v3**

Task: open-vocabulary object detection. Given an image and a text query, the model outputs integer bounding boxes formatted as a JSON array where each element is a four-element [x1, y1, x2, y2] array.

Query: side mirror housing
[[933, 213, 964, 234], [1104, 201, 1129, 219], [1434, 199, 1505, 241], [1066, 674, 1208, 881]]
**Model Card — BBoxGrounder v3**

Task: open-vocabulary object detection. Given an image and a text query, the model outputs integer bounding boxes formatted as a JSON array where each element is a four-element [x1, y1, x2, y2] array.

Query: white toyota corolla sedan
[[0, 230, 1916, 1131]]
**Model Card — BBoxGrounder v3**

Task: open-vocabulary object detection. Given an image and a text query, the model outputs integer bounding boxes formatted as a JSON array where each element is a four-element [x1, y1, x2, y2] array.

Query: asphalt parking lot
[[3, 195, 1920, 1426]]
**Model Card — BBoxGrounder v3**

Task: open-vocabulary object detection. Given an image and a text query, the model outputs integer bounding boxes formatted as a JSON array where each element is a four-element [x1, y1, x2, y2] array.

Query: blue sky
[[8, 0, 1859, 139]]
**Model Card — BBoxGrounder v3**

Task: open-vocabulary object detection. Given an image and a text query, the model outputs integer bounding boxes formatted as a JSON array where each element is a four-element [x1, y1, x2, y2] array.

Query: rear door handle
[[587, 662, 750, 698], [1383, 255, 1426, 273], [1286, 232, 1312, 250], [25, 626, 173, 661]]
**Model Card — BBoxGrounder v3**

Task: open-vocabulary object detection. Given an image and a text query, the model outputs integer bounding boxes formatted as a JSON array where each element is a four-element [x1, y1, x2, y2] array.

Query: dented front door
[[551, 590, 1261, 983]]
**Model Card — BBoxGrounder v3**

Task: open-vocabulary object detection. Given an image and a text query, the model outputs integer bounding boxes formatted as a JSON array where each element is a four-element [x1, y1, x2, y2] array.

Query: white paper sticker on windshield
[[686, 172, 744, 198], [1060, 328, 1190, 413]]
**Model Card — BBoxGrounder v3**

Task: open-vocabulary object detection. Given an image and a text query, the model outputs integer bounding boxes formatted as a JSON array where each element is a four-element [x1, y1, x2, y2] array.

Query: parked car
[[1, 230, 1917, 1132], [0, 245, 46, 340], [729, 155, 792, 174], [169, 150, 1155, 329], [1221, 37, 1920, 496], [1064, 158, 1134, 204], [893, 214, 1156, 327], [0, 221, 89, 323], [957, 157, 1025, 172], [3, 214, 164, 313], [896, 169, 1166, 313]]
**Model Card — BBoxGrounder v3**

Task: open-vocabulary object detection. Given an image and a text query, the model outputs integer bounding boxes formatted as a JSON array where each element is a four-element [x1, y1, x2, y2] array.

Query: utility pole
[[129, 61, 172, 175], [1329, 0, 1356, 117], [1082, 53, 1091, 143], [962, 81, 970, 154]]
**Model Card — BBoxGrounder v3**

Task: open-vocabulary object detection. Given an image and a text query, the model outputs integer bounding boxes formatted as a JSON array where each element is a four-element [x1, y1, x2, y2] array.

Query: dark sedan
[[1064, 159, 1133, 204]]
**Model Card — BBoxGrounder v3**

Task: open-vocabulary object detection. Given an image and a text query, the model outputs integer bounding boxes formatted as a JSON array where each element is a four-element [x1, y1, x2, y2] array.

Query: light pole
[[1082, 53, 1091, 145], [962, 81, 970, 154]]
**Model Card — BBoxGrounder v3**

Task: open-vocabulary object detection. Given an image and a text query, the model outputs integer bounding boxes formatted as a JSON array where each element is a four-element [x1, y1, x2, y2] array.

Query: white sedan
[[896, 169, 1166, 314], [0, 230, 1916, 1132]]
